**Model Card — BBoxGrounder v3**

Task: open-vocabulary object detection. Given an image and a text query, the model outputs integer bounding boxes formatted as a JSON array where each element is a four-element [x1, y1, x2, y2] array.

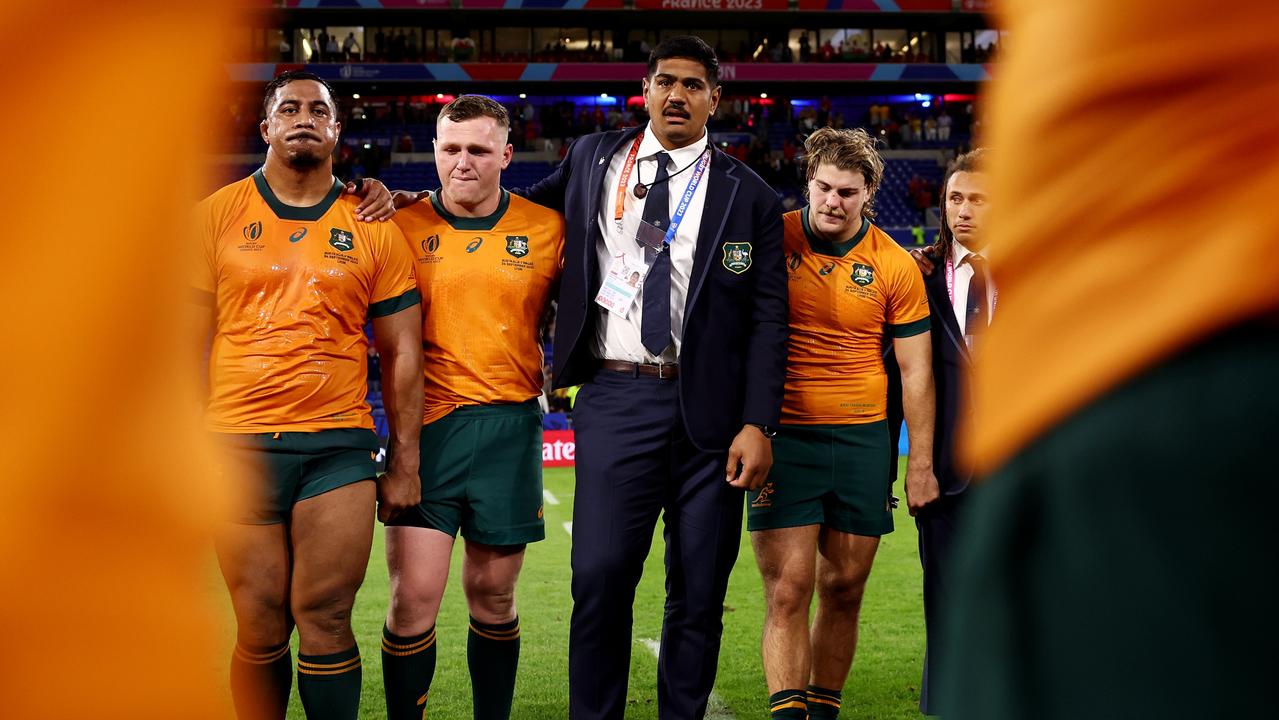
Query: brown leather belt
[[599, 359, 680, 380]]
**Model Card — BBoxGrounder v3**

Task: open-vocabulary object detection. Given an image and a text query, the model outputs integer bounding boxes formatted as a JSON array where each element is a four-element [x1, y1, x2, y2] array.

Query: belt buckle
[[655, 361, 671, 379]]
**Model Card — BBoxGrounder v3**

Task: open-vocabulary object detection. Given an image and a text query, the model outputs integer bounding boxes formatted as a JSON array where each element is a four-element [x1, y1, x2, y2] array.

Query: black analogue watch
[[748, 423, 778, 439]]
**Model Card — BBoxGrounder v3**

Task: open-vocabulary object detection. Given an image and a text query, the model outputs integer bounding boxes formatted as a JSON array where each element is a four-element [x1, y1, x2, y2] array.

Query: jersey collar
[[430, 188, 510, 231], [252, 168, 342, 222], [801, 207, 870, 257]]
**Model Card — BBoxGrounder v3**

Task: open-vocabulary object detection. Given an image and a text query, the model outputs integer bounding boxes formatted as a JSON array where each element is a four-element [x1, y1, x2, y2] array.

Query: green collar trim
[[430, 188, 510, 231], [801, 208, 870, 257], [252, 168, 342, 222]]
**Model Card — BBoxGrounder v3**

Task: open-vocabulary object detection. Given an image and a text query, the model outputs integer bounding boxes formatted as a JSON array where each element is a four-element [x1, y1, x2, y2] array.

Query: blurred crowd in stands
[[281, 28, 998, 66]]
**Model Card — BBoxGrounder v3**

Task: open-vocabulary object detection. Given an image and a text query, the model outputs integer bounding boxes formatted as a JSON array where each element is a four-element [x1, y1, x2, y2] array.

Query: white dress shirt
[[949, 239, 995, 336], [592, 123, 710, 363]]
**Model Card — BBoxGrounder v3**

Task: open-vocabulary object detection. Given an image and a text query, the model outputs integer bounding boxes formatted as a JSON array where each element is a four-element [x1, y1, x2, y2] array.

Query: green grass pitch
[[212, 460, 927, 718]]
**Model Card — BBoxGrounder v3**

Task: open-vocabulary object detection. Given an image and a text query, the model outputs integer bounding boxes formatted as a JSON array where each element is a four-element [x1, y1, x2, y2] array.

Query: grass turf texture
[[211, 460, 926, 719]]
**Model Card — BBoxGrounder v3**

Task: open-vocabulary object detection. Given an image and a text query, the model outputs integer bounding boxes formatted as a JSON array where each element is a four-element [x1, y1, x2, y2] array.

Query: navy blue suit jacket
[[518, 127, 788, 452], [887, 254, 974, 495], [922, 258, 976, 495]]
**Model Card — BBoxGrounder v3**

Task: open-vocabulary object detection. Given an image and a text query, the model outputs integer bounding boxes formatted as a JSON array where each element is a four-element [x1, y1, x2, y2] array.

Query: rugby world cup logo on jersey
[[329, 228, 355, 252], [721, 242, 753, 274], [851, 263, 874, 286], [242, 221, 262, 240], [787, 253, 801, 271], [422, 234, 440, 254], [505, 235, 530, 258]]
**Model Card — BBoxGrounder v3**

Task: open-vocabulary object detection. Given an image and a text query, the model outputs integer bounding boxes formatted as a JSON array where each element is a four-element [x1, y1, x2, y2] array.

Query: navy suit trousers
[[916, 488, 974, 716], [568, 369, 743, 720]]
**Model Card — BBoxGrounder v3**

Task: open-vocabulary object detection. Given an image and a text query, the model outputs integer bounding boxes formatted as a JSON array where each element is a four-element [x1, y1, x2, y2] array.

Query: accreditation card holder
[[594, 253, 648, 318], [634, 217, 669, 253]]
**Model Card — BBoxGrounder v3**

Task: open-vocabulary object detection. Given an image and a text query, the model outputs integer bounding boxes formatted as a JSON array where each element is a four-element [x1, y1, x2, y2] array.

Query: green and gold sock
[[382, 625, 437, 720], [770, 689, 809, 719], [229, 639, 292, 720], [297, 644, 361, 720], [467, 616, 521, 720], [806, 685, 843, 719]]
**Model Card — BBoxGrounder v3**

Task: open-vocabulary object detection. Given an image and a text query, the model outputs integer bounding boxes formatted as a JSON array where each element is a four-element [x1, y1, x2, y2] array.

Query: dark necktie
[[641, 152, 671, 356], [965, 253, 989, 343]]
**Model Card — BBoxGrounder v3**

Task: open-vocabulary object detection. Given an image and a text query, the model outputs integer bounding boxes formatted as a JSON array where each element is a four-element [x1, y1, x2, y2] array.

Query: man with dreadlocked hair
[[896, 147, 992, 716], [747, 126, 938, 720]]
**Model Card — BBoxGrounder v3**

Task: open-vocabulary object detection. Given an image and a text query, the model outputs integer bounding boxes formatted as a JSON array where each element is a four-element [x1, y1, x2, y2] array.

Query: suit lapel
[[585, 127, 643, 229], [686, 148, 739, 315], [925, 263, 972, 365]]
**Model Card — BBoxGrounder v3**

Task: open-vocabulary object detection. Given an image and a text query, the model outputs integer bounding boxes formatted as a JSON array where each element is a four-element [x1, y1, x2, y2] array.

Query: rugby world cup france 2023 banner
[[543, 430, 577, 468]]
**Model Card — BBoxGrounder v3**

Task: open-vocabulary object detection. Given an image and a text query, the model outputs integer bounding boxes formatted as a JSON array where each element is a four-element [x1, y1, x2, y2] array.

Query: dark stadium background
[[220, 0, 997, 454]]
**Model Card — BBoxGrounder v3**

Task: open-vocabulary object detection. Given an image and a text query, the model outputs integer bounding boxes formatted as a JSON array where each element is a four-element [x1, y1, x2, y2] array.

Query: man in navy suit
[[901, 148, 991, 716], [521, 36, 788, 720]]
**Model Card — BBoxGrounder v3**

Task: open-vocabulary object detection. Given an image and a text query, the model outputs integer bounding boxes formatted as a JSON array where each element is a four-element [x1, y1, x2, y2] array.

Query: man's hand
[[344, 178, 397, 222], [904, 465, 941, 516], [726, 425, 773, 490], [376, 464, 421, 523], [910, 244, 940, 276]]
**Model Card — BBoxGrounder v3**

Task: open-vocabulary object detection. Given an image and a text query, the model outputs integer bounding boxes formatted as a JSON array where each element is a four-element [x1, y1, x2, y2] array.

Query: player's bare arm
[[372, 303, 425, 522], [894, 331, 941, 515]]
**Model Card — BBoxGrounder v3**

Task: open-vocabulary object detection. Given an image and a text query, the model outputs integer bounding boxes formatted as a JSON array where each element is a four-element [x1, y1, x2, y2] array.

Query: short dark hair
[[261, 70, 339, 119], [439, 94, 510, 130], [647, 35, 719, 87]]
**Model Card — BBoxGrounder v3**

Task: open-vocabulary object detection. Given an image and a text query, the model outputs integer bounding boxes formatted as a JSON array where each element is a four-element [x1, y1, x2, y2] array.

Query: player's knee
[[467, 588, 516, 623], [818, 573, 869, 611], [292, 592, 355, 638], [229, 584, 290, 641], [766, 576, 815, 620], [463, 573, 517, 618]]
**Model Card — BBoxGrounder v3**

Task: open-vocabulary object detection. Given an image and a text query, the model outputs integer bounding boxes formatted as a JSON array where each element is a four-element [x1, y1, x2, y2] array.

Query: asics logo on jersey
[[466, 237, 484, 253], [242, 221, 262, 241], [289, 228, 308, 243], [819, 262, 835, 276]]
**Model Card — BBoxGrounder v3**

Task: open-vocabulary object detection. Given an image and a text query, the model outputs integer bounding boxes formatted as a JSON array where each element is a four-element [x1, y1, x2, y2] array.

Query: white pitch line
[[562, 521, 573, 537], [543, 489, 560, 505], [638, 638, 736, 720]]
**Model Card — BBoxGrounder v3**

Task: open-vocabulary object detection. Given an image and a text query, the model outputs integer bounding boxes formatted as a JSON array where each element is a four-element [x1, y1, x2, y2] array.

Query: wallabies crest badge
[[852, 263, 874, 286], [329, 228, 355, 252], [506, 235, 530, 258], [722, 242, 753, 274]]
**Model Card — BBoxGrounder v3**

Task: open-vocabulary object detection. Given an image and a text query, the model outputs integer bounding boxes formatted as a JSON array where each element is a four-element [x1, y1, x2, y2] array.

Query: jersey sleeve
[[886, 254, 931, 337], [368, 221, 421, 318], [551, 213, 567, 272], [191, 197, 220, 302]]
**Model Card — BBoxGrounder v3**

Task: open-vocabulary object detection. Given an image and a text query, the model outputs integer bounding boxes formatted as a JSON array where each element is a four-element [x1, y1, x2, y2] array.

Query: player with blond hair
[[748, 127, 938, 719]]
